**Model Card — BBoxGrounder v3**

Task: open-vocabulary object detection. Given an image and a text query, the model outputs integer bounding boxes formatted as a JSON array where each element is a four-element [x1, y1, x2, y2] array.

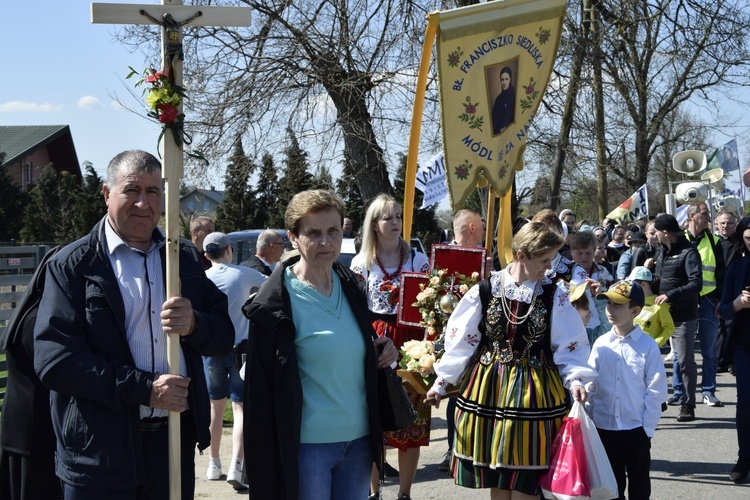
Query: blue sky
[[2, 1, 202, 182], [3, 1, 750, 197]]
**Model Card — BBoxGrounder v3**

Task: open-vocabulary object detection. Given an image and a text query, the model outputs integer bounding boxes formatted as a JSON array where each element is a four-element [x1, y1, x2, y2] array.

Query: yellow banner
[[436, 0, 566, 210]]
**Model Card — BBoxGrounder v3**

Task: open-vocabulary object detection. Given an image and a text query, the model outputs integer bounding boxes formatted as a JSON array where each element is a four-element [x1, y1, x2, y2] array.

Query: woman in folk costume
[[351, 194, 430, 500], [426, 221, 597, 499]]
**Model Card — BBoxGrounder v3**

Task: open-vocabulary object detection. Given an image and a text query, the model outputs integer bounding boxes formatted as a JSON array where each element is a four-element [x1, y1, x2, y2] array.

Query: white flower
[[429, 276, 441, 286], [421, 287, 436, 299], [459, 284, 469, 294], [471, 272, 480, 279], [418, 353, 435, 376]]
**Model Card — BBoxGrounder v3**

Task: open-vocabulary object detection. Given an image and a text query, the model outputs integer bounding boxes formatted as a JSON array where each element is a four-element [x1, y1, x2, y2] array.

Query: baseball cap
[[628, 266, 652, 282], [596, 279, 645, 308], [203, 232, 230, 251], [653, 213, 681, 233], [627, 232, 647, 244], [568, 281, 589, 303]]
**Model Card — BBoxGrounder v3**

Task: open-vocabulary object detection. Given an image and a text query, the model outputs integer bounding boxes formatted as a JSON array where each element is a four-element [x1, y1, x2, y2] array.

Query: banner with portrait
[[435, 0, 567, 210]]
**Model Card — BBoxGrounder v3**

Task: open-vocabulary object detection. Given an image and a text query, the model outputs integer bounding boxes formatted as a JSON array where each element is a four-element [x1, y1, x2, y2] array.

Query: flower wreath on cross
[[127, 66, 208, 164]]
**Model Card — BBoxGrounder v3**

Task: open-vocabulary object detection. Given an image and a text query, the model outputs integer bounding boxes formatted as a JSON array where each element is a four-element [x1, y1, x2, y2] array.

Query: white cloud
[[77, 95, 102, 110], [0, 100, 63, 113]]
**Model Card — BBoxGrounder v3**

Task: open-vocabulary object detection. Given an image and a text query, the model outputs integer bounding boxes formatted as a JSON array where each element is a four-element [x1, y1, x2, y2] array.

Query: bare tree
[[595, 0, 750, 188], [121, 0, 453, 203]]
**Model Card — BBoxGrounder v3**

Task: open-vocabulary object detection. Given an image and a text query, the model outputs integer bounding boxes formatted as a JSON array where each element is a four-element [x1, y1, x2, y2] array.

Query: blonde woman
[[351, 194, 430, 500]]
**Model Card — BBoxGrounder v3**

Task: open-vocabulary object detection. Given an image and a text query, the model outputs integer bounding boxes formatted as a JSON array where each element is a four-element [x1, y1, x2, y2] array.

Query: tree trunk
[[590, 2, 608, 221], [550, 0, 589, 211], [332, 92, 393, 202]]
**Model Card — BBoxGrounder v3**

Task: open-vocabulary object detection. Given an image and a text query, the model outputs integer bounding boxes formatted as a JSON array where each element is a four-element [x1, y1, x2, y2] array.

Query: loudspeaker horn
[[675, 181, 708, 205], [714, 195, 742, 216], [672, 150, 707, 177], [701, 168, 725, 191]]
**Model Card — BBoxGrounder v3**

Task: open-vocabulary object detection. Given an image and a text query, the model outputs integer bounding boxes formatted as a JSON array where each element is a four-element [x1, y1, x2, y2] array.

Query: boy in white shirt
[[588, 279, 668, 500]]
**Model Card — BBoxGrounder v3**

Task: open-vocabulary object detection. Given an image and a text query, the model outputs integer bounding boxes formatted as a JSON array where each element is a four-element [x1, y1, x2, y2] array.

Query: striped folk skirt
[[451, 357, 568, 493]]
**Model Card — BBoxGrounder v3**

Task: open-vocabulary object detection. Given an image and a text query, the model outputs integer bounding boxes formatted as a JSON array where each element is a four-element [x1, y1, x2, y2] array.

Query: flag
[[435, 0, 566, 210], [606, 184, 649, 224], [415, 152, 449, 208]]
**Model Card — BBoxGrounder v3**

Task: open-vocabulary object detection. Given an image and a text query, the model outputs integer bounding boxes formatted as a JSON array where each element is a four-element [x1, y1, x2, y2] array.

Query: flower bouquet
[[397, 339, 458, 397], [126, 66, 207, 164]]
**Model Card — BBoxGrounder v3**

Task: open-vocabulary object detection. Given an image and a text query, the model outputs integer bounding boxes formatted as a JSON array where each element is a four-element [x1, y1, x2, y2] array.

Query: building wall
[[7, 149, 51, 191]]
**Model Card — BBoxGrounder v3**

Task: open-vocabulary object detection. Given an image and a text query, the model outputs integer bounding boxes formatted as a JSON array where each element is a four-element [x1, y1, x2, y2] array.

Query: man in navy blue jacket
[[34, 150, 234, 500]]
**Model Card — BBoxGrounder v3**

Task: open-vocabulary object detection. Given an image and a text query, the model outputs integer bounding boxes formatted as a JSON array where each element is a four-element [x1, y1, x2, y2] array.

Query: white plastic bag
[[571, 402, 618, 500]]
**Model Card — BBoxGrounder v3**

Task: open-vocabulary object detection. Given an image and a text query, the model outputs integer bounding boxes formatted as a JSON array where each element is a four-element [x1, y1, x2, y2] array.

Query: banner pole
[[403, 13, 440, 242]]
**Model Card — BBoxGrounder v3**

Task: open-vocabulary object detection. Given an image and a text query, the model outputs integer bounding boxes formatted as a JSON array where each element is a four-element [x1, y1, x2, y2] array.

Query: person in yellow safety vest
[[674, 202, 727, 408]]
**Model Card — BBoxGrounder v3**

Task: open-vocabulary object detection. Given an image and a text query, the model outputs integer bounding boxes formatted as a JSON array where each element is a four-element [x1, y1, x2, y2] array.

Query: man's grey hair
[[106, 150, 161, 187], [190, 216, 214, 234], [257, 229, 279, 250]]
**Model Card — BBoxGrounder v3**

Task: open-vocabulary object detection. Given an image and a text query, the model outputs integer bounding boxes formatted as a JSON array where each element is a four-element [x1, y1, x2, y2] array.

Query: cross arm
[[91, 3, 251, 27]]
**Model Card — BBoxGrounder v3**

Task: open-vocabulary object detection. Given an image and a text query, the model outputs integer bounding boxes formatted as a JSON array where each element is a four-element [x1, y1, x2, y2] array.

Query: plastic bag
[[540, 406, 590, 500], [575, 402, 618, 500]]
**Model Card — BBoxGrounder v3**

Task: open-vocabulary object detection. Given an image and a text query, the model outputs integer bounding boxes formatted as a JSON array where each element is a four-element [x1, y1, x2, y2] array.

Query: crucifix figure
[[91, 2, 250, 499]]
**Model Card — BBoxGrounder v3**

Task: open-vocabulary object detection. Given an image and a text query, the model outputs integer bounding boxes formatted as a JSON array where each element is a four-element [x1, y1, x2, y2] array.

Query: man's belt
[[140, 417, 168, 432]]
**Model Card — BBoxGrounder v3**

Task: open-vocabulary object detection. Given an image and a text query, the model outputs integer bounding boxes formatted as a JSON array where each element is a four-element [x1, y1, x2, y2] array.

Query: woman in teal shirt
[[244, 189, 398, 500]]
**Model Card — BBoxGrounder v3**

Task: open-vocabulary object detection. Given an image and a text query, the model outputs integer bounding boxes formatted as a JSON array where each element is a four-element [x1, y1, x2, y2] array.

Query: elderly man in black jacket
[[33, 150, 234, 499], [652, 213, 703, 422]]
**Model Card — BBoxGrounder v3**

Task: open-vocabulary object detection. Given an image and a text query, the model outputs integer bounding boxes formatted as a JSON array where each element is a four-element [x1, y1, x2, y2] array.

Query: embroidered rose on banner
[[498, 161, 509, 180], [458, 96, 484, 131], [447, 47, 464, 68], [520, 77, 540, 112], [455, 160, 473, 181], [536, 27, 552, 45]]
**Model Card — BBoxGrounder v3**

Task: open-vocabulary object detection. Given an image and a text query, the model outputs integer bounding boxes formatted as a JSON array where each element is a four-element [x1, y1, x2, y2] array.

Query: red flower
[[157, 103, 179, 123], [540, 33, 549, 42], [465, 104, 476, 114], [525, 85, 535, 95], [146, 70, 165, 83]]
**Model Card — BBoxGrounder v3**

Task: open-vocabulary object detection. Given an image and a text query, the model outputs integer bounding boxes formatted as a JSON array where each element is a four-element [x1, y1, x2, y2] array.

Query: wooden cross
[[91, 2, 250, 498]]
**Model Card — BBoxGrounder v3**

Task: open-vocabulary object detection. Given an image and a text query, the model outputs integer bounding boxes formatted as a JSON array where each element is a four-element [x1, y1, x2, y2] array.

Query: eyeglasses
[[718, 221, 736, 226]]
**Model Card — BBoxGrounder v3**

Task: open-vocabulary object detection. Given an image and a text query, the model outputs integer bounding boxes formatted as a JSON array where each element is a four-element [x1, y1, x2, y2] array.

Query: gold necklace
[[499, 270, 541, 325]]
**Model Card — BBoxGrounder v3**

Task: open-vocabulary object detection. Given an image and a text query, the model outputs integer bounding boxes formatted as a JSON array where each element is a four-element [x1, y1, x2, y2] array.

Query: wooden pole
[[403, 13, 439, 242]]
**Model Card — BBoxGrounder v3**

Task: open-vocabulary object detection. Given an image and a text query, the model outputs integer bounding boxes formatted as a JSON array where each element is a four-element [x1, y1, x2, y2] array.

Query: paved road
[[195, 352, 749, 499]]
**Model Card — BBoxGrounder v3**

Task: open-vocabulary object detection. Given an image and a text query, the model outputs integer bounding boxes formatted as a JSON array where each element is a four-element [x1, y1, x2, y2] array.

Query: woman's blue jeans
[[298, 434, 372, 500]]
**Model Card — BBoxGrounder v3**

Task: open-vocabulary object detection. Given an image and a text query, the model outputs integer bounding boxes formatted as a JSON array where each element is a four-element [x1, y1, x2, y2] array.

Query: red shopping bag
[[540, 413, 590, 500]]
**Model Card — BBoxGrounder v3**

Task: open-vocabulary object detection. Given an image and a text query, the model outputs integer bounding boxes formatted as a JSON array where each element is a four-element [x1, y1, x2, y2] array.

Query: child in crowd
[[565, 281, 608, 342], [569, 231, 615, 344], [586, 279, 668, 500], [628, 266, 675, 348]]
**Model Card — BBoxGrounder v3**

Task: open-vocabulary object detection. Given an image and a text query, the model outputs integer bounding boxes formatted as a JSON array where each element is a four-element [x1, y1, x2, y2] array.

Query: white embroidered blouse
[[350, 251, 431, 315], [431, 268, 598, 396]]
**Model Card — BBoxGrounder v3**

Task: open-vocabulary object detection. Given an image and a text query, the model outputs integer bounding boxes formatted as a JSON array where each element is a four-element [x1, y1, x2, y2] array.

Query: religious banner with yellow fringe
[[435, 0, 566, 210]]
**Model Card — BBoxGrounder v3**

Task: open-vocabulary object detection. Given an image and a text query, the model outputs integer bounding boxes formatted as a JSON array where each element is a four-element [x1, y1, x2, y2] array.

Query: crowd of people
[[0, 149, 748, 500]]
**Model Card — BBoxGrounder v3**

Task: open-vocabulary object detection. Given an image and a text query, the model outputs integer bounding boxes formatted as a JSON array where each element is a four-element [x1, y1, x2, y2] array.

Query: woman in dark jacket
[[243, 189, 398, 500], [718, 216, 750, 483]]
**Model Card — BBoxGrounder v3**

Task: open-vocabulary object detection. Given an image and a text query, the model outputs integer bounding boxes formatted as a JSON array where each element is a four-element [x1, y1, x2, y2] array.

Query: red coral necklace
[[375, 247, 405, 282]]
